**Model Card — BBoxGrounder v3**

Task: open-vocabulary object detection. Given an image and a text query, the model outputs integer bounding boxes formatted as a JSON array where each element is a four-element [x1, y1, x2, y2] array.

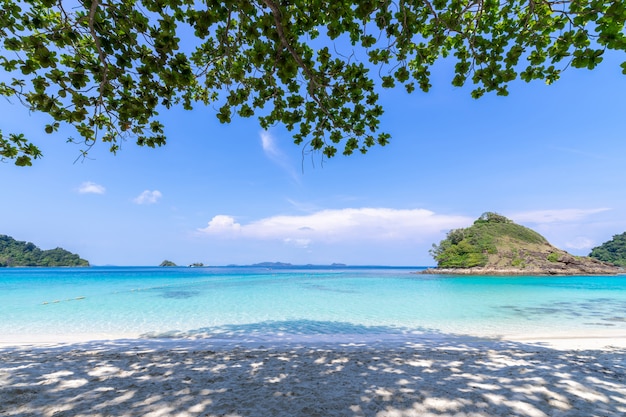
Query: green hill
[[427, 212, 620, 275], [0, 235, 89, 267], [589, 232, 626, 267]]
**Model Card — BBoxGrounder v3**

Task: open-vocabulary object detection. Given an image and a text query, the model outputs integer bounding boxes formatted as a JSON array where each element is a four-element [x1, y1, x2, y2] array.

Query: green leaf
[[1, 0, 624, 166]]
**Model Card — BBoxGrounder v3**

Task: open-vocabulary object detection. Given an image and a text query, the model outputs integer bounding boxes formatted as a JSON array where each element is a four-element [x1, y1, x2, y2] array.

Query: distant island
[[251, 262, 293, 267], [154, 261, 349, 268], [0, 234, 89, 267], [249, 262, 347, 268], [422, 212, 621, 275], [589, 232, 626, 267]]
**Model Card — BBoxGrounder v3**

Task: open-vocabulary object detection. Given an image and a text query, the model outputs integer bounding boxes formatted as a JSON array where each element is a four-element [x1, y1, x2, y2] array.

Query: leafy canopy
[[1, 0, 625, 165]]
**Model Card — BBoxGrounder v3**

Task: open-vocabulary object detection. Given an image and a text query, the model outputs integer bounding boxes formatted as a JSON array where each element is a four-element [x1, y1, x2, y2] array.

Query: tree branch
[[261, 0, 351, 150], [87, 0, 108, 107], [261, 0, 319, 92]]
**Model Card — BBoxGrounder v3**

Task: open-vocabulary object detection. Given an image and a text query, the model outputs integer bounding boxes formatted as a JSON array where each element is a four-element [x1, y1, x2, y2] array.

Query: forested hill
[[0, 235, 89, 267], [426, 212, 621, 275], [589, 232, 626, 267]]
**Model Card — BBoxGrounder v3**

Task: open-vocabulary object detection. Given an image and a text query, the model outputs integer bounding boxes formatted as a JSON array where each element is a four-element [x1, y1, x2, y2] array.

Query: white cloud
[[260, 131, 299, 181], [564, 237, 595, 250], [204, 214, 242, 233], [78, 181, 105, 194], [508, 208, 610, 224], [284, 238, 312, 248], [133, 190, 163, 205], [261, 131, 279, 157], [198, 208, 471, 244]]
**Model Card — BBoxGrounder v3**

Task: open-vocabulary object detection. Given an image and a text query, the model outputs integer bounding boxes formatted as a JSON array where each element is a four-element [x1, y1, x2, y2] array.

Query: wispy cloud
[[284, 238, 312, 248], [261, 131, 280, 158], [549, 146, 613, 161], [508, 208, 610, 224], [260, 131, 299, 181], [133, 190, 162, 205], [286, 198, 320, 213], [198, 208, 471, 245], [78, 181, 105, 194]]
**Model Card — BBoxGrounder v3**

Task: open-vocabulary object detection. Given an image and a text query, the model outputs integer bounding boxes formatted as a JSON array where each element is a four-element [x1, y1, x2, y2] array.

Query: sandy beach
[[2, 336, 626, 417]]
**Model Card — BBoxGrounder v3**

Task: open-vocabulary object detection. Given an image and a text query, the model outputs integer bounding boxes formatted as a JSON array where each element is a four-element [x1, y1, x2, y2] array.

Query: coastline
[[3, 329, 626, 350], [2, 336, 626, 417], [418, 267, 625, 276], [3, 268, 626, 416]]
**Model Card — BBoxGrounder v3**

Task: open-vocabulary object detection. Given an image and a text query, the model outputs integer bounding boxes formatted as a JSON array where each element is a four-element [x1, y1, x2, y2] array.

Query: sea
[[1, 266, 626, 344]]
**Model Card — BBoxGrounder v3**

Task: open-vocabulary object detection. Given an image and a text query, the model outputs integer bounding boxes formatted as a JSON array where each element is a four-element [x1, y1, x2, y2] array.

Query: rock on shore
[[421, 258, 622, 275]]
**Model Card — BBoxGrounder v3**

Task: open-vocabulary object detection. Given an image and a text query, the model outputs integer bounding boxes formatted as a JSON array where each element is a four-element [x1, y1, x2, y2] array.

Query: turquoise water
[[1, 266, 626, 343]]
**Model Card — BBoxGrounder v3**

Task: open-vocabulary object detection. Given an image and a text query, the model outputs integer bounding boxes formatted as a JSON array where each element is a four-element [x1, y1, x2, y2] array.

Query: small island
[[159, 260, 177, 267], [0, 234, 89, 267], [422, 212, 622, 275]]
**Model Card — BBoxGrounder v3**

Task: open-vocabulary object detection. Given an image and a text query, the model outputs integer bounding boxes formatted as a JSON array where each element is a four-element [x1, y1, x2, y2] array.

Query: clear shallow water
[[1, 266, 626, 343]]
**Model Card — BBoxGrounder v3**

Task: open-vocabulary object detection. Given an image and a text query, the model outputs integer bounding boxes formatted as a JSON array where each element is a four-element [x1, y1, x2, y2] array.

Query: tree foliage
[[475, 212, 512, 224], [430, 212, 547, 267], [1, 0, 625, 165], [0, 234, 89, 266], [589, 232, 626, 267]]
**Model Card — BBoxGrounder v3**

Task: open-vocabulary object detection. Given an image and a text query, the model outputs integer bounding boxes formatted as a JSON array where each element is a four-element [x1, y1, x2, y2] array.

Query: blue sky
[[2, 50, 625, 266]]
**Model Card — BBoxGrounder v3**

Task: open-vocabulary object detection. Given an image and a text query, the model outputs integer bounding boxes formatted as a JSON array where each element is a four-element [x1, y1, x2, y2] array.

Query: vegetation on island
[[430, 212, 547, 268], [159, 260, 177, 267], [1, 1, 625, 165], [589, 232, 626, 267], [428, 212, 620, 274], [0, 234, 89, 267]]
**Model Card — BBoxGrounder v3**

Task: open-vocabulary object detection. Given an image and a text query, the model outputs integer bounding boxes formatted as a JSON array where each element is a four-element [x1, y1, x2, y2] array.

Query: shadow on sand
[[1, 321, 626, 416]]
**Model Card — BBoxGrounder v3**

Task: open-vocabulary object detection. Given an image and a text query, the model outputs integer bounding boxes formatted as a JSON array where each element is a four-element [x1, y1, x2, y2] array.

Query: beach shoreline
[[2, 336, 626, 417], [3, 327, 626, 350], [3, 267, 626, 416]]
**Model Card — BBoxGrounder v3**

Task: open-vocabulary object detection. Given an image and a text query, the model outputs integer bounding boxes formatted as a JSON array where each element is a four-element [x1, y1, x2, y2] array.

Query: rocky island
[[422, 212, 622, 275]]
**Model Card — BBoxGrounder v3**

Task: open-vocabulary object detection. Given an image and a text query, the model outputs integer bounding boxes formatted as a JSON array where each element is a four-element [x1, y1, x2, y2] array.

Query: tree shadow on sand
[[1, 322, 626, 417], [140, 319, 439, 343]]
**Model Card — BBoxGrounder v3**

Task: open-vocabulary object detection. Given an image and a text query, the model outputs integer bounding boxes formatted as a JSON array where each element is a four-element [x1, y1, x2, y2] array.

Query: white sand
[[2, 336, 626, 417]]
